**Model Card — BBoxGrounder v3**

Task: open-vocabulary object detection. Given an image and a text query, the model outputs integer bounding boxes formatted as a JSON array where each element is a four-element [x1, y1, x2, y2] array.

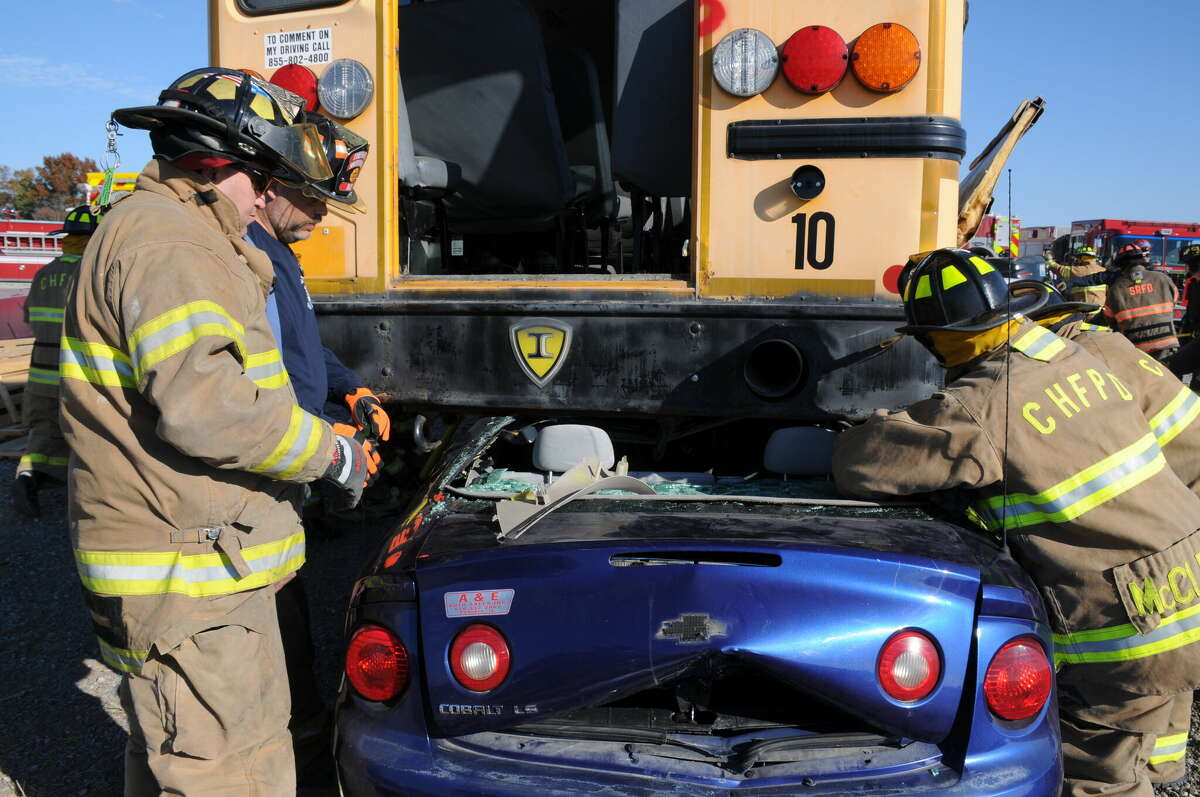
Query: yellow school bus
[[209, 0, 1038, 425]]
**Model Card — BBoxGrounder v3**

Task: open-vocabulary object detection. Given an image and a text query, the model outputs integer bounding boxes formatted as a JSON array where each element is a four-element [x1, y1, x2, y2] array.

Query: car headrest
[[763, 427, 836, 476], [533, 424, 615, 473]]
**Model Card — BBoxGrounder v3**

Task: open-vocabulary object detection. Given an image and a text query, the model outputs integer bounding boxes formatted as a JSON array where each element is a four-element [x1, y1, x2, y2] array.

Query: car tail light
[[984, 637, 1052, 721], [450, 624, 511, 692], [877, 630, 940, 702], [271, 64, 320, 112], [345, 624, 410, 702], [319, 58, 375, 119], [850, 22, 922, 93], [780, 25, 848, 94], [712, 28, 780, 98]]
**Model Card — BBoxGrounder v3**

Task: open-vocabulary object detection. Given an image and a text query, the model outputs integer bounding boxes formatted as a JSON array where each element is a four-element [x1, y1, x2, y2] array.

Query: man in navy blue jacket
[[248, 112, 389, 784]]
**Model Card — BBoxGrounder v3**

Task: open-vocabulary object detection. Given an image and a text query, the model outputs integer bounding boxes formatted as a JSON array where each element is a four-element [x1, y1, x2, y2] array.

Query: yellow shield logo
[[510, 318, 573, 388]]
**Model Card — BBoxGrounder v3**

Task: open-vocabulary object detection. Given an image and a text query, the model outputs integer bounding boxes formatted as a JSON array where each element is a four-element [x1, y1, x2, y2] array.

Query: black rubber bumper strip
[[727, 116, 967, 161]]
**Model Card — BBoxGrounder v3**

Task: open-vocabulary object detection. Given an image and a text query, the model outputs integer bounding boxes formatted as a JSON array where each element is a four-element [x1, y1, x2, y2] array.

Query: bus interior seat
[[400, 0, 576, 232], [546, 44, 618, 225], [396, 73, 457, 195], [763, 427, 837, 477], [613, 0, 692, 199], [533, 424, 616, 473]]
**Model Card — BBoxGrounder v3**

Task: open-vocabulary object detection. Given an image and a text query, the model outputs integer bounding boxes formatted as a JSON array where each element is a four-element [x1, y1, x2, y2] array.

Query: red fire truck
[[0, 218, 62, 285], [1070, 218, 1200, 277]]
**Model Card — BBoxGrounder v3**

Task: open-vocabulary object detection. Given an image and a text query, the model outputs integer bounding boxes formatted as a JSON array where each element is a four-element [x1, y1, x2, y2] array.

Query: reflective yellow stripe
[[76, 530, 305, 597], [970, 256, 994, 275], [28, 366, 60, 385], [1053, 599, 1200, 665], [978, 434, 1164, 531], [941, 265, 967, 289], [60, 337, 137, 388], [19, 452, 69, 467], [27, 306, 65, 323], [1012, 325, 1067, 362], [97, 638, 148, 674], [249, 406, 325, 479], [127, 300, 247, 379], [914, 274, 932, 299], [245, 349, 289, 389], [1149, 386, 1200, 448]]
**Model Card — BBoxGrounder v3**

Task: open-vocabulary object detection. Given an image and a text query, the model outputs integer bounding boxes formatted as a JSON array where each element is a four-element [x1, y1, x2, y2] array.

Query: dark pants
[[275, 573, 325, 727], [1168, 339, 1200, 381]]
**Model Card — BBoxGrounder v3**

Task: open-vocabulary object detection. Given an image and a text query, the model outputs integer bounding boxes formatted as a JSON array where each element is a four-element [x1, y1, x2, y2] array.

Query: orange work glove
[[322, 423, 382, 509], [346, 387, 391, 442]]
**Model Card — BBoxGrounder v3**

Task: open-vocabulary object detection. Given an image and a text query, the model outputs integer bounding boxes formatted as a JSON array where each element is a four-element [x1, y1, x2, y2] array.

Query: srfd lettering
[[1022, 370, 1132, 434], [1128, 283, 1155, 296]]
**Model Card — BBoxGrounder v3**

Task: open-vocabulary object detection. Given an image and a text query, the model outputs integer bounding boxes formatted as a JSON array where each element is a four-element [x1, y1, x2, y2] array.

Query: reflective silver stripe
[[97, 638, 148, 674], [129, 311, 245, 374], [259, 411, 315, 477], [246, 358, 288, 387], [1152, 389, 1200, 447], [1012, 326, 1066, 361], [1053, 603, 1200, 665], [28, 307, 65, 323], [28, 366, 59, 385], [60, 341, 137, 387], [977, 435, 1163, 531]]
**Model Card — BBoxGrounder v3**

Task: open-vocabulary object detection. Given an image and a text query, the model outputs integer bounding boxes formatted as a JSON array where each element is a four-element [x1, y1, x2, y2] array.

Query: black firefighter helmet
[[50, 205, 102, 236], [899, 248, 1049, 334]]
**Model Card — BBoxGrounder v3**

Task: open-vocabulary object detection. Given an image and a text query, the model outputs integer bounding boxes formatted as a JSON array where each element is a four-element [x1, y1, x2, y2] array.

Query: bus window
[[399, 0, 689, 278], [236, 0, 350, 16]]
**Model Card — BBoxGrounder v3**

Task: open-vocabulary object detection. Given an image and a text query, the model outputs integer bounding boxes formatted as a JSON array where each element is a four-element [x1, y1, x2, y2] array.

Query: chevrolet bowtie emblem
[[510, 318, 573, 388]]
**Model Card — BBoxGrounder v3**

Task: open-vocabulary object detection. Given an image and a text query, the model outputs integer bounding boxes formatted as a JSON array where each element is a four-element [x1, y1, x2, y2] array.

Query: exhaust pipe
[[744, 339, 806, 399]]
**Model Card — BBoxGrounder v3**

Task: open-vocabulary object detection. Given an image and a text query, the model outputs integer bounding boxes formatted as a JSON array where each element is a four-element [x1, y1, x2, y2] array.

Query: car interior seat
[[533, 424, 616, 474]]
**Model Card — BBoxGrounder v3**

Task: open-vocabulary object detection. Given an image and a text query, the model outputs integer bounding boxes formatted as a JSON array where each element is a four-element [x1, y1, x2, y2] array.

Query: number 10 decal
[[792, 212, 835, 270]]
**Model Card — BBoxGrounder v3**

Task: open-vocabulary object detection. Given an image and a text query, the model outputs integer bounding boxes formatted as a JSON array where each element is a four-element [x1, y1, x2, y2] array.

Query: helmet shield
[[283, 113, 369, 212]]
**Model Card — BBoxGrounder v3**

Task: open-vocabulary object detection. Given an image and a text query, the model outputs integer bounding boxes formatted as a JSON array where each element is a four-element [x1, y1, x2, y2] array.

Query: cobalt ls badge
[[510, 318, 573, 388]]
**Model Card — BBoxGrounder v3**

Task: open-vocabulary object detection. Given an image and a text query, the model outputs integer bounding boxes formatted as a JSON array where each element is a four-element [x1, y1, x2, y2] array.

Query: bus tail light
[[319, 58, 375, 120], [780, 25, 848, 94], [271, 64, 320, 112], [712, 28, 780, 98], [850, 22, 922, 93]]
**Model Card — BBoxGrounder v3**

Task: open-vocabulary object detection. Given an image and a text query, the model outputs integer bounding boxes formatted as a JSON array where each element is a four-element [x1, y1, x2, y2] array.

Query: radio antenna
[[1000, 167, 1014, 553]]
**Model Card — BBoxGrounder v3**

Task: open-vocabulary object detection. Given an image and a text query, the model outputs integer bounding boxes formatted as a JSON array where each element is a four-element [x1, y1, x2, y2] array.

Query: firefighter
[[1053, 246, 1106, 308], [12, 205, 98, 517], [1166, 245, 1200, 382], [61, 68, 379, 793], [248, 110, 386, 784], [833, 248, 1200, 796], [1020, 280, 1200, 782], [1105, 239, 1179, 360]]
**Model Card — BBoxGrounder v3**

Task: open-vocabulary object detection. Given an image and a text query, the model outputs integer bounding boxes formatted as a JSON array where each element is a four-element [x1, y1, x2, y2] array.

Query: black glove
[[321, 424, 382, 509]]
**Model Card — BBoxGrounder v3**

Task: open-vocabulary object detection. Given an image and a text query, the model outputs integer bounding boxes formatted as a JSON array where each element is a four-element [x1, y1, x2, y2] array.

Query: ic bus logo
[[510, 318, 573, 388]]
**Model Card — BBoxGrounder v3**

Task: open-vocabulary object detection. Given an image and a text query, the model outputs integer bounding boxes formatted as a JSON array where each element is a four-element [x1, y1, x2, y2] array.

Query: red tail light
[[270, 64, 320, 112], [877, 630, 941, 702], [345, 624, 410, 702], [780, 25, 848, 94], [984, 637, 1052, 720], [450, 624, 511, 692]]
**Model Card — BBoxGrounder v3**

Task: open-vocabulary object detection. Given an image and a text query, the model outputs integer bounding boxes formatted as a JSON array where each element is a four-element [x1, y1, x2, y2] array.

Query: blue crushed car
[[335, 418, 1061, 795]]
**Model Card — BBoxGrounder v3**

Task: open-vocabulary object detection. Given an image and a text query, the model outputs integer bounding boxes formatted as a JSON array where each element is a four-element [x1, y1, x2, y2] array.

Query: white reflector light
[[713, 28, 779, 98], [318, 59, 375, 119], [460, 641, 499, 681]]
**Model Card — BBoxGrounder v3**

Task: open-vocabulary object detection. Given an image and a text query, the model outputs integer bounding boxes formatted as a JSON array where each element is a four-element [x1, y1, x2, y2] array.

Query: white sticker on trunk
[[444, 589, 515, 618], [264, 27, 333, 70]]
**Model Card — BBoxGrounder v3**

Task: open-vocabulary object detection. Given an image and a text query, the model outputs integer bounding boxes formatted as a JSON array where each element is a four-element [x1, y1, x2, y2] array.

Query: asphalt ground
[[0, 457, 1198, 795], [0, 460, 381, 796]]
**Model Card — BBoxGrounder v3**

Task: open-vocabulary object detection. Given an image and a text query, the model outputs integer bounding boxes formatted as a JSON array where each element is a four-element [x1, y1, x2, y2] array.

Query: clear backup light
[[450, 624, 511, 692], [318, 58, 375, 119], [712, 28, 780, 98], [984, 637, 1053, 721], [877, 630, 941, 702]]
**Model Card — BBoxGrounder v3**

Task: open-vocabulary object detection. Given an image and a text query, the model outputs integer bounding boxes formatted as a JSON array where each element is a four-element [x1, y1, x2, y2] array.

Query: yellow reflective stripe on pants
[[75, 530, 305, 598], [98, 637, 148, 674], [60, 336, 137, 388], [1149, 386, 1200, 448], [127, 300, 247, 380], [976, 433, 1164, 531], [249, 405, 323, 479], [1150, 732, 1188, 765], [1053, 600, 1200, 665], [245, 349, 289, 389], [19, 452, 69, 467]]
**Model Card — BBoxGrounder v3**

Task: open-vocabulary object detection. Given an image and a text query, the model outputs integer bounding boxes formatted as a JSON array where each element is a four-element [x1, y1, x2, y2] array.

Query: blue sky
[[1, 1, 1197, 228]]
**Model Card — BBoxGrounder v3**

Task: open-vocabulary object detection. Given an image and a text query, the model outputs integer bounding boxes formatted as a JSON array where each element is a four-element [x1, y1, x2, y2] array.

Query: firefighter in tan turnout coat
[[61, 69, 378, 794], [1105, 239, 1180, 360], [833, 249, 1200, 796], [12, 206, 97, 517]]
